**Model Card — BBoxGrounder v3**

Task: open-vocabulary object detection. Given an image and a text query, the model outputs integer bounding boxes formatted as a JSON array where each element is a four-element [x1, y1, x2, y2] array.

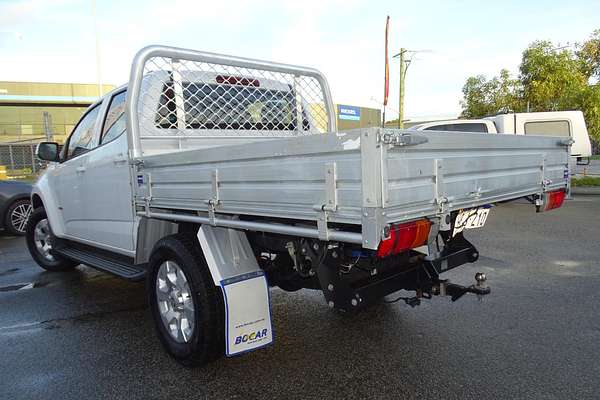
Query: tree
[[581, 85, 600, 147], [460, 69, 523, 118], [578, 29, 600, 80], [519, 40, 587, 112], [460, 75, 493, 118], [460, 31, 600, 143], [578, 31, 600, 146]]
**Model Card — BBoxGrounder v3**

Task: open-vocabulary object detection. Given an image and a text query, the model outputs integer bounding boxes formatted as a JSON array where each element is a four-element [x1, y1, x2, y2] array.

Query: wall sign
[[338, 105, 361, 121]]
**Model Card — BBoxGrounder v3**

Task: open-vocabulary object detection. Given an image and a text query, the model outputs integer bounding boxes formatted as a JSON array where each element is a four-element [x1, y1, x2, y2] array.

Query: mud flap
[[197, 225, 273, 356], [221, 271, 273, 356]]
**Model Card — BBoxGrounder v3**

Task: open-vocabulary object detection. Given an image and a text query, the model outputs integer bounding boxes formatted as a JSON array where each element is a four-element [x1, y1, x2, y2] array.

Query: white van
[[410, 111, 593, 162]]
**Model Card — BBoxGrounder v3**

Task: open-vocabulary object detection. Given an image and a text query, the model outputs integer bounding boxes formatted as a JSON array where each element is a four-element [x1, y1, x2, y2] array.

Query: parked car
[[27, 45, 569, 367], [409, 111, 593, 163], [0, 180, 32, 235]]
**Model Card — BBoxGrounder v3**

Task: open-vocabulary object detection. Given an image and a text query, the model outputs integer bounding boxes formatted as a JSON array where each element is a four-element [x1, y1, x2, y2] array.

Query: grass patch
[[571, 176, 600, 187], [591, 155, 600, 160]]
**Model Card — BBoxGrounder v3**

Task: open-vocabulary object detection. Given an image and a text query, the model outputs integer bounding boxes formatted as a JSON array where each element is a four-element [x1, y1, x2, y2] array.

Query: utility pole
[[393, 48, 408, 129], [42, 112, 53, 142]]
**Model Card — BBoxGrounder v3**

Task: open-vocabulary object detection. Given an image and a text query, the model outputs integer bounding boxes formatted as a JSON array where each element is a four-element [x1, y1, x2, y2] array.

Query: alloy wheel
[[10, 202, 32, 234], [33, 218, 55, 262], [155, 260, 196, 343]]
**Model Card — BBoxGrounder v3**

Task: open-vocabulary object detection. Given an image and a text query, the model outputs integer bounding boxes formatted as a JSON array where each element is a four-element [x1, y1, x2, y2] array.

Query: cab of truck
[[410, 111, 593, 161]]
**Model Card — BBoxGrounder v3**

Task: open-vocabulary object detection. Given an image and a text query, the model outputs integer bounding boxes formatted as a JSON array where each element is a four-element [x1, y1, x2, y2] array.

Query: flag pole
[[382, 15, 390, 128]]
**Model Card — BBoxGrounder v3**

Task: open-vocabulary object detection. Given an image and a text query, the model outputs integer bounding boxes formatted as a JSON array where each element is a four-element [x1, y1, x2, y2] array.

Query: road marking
[[0, 321, 43, 335], [0, 283, 35, 292]]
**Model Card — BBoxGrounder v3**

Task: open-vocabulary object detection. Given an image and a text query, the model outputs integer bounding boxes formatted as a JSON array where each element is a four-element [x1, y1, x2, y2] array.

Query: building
[[0, 81, 114, 144], [309, 103, 381, 132], [335, 104, 381, 131], [0, 82, 381, 144], [0, 81, 381, 176]]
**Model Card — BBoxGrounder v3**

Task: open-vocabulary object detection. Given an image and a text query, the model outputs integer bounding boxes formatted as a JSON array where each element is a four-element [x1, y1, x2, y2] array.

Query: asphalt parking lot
[[1, 196, 599, 399]]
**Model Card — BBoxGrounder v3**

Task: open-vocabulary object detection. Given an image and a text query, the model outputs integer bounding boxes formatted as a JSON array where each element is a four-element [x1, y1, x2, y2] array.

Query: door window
[[66, 105, 101, 159], [101, 91, 127, 144]]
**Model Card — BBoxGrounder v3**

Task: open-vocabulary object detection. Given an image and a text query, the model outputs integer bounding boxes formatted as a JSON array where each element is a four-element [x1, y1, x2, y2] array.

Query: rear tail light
[[542, 189, 566, 211], [376, 219, 431, 258]]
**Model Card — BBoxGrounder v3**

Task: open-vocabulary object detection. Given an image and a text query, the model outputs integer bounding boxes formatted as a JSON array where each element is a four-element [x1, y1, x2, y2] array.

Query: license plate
[[453, 207, 490, 237]]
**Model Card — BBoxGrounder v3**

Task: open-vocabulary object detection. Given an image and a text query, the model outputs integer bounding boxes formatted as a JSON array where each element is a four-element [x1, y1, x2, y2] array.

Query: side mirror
[[36, 142, 60, 162]]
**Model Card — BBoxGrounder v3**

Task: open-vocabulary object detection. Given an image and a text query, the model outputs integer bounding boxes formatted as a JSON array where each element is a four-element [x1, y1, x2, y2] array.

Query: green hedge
[[571, 176, 600, 187]]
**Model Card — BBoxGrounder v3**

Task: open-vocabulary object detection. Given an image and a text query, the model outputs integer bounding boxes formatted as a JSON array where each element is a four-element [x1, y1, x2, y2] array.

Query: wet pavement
[[0, 195, 599, 399]]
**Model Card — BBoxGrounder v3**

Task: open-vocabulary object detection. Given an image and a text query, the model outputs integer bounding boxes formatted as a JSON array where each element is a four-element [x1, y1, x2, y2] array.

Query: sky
[[0, 0, 599, 121]]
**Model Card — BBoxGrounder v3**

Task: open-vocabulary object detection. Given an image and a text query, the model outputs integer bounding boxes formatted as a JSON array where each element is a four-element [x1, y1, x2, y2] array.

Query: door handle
[[113, 156, 128, 165], [76, 166, 86, 173]]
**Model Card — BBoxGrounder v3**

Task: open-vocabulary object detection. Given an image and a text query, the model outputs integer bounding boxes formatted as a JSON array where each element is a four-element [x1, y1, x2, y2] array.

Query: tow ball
[[389, 272, 491, 308], [434, 272, 491, 302]]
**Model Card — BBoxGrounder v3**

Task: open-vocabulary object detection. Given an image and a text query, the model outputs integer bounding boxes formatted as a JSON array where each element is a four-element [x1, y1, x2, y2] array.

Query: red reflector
[[216, 75, 260, 87], [394, 223, 417, 253], [376, 229, 396, 258], [376, 220, 431, 258], [544, 189, 566, 211]]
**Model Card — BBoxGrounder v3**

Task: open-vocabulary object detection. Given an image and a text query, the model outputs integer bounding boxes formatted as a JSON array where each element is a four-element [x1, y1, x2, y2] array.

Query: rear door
[[77, 90, 135, 253]]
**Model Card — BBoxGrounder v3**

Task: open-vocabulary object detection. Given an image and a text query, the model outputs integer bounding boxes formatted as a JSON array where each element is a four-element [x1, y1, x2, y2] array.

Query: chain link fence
[[0, 110, 57, 179], [0, 141, 46, 180]]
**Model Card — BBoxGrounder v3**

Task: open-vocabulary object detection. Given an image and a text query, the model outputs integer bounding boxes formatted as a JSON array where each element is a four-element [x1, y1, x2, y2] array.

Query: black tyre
[[25, 207, 78, 271], [4, 198, 32, 236], [147, 232, 225, 367]]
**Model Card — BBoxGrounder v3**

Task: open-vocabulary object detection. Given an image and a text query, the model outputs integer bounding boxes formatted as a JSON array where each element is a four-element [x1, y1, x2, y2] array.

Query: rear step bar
[[55, 247, 146, 281]]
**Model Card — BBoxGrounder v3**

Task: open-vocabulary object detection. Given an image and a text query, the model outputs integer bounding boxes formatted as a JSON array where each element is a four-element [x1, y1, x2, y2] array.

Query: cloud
[[1, 0, 599, 119], [0, 0, 41, 26], [0, 0, 76, 27]]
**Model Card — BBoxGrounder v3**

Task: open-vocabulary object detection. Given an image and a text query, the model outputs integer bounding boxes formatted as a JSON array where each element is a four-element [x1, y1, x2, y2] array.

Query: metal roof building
[[0, 82, 381, 144], [0, 81, 114, 144]]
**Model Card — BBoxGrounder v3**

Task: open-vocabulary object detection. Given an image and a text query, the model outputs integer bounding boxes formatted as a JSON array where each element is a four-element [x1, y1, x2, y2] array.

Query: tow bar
[[389, 272, 491, 307], [317, 232, 491, 312], [435, 272, 491, 302]]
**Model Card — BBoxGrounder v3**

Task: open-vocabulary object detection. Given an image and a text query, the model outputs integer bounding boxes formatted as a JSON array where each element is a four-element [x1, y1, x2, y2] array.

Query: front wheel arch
[[31, 194, 44, 210], [25, 207, 78, 271]]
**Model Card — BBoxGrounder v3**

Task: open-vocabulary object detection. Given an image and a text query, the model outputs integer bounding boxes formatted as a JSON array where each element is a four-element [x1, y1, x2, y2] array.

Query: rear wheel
[[4, 199, 32, 236], [147, 233, 225, 367], [25, 207, 78, 271]]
